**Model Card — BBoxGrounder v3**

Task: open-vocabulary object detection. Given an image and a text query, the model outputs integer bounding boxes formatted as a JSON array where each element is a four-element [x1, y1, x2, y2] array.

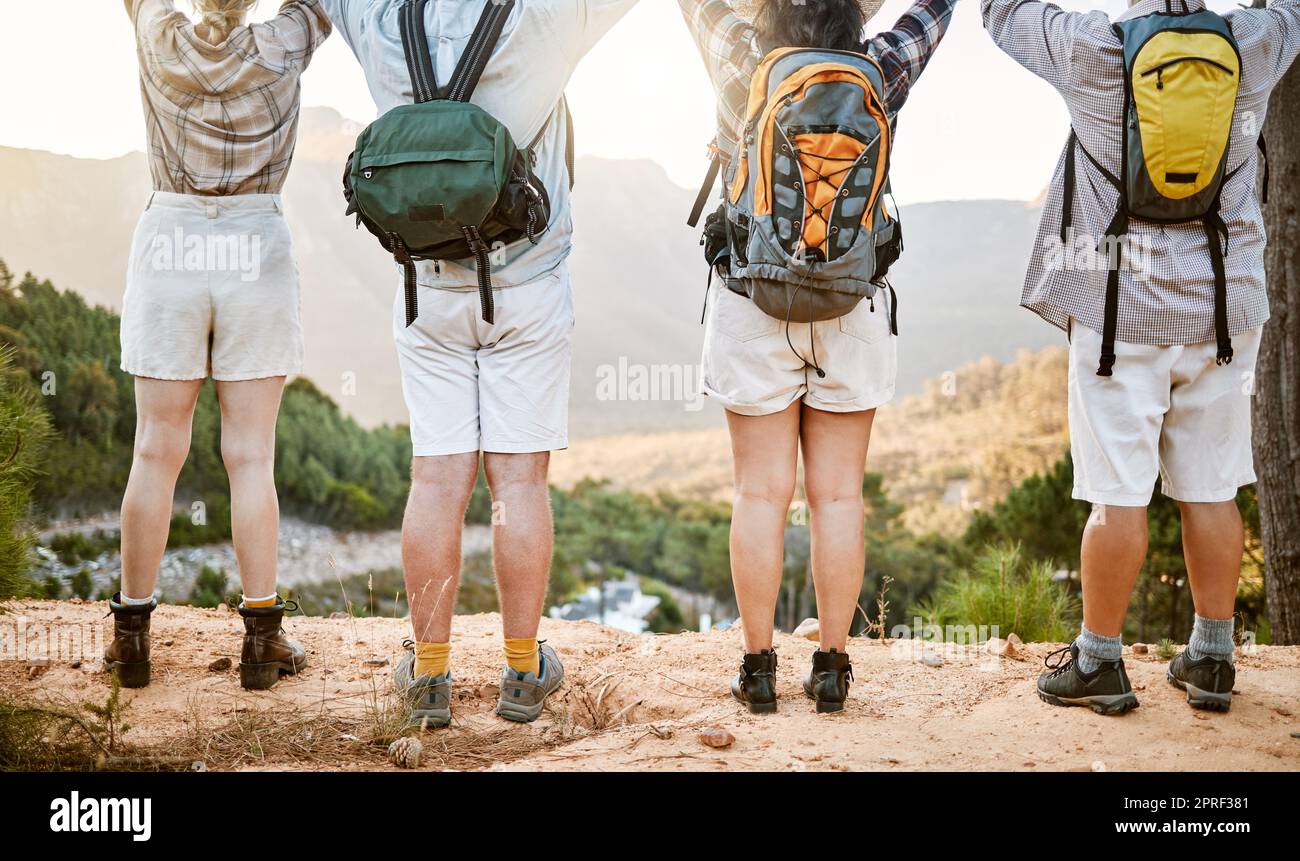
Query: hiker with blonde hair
[[106, 1, 331, 691], [679, 0, 956, 715]]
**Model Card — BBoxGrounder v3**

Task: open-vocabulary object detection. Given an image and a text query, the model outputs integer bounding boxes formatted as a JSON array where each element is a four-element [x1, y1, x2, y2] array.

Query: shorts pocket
[[713, 286, 780, 343], [837, 294, 890, 344]]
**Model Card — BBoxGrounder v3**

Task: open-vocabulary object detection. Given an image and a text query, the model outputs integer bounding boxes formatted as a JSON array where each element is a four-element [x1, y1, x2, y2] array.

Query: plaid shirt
[[127, 0, 331, 196], [984, 0, 1300, 345], [677, 0, 957, 157]]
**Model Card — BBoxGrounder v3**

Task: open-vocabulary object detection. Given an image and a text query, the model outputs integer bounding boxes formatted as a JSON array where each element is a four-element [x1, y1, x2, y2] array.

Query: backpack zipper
[[1141, 56, 1235, 90]]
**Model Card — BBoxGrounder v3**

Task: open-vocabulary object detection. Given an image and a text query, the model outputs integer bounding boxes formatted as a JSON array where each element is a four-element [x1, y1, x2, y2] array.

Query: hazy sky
[[0, 0, 1241, 204]]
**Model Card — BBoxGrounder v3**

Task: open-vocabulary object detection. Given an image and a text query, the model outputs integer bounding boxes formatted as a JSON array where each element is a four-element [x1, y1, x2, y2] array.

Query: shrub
[[911, 543, 1080, 643]]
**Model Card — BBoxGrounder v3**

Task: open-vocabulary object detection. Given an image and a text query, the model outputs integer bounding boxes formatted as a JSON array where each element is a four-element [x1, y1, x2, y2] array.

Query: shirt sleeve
[[260, 0, 334, 69], [1226, 0, 1300, 92], [981, 0, 1083, 93], [868, 0, 958, 115], [548, 0, 643, 63], [676, 0, 762, 149], [316, 0, 363, 50]]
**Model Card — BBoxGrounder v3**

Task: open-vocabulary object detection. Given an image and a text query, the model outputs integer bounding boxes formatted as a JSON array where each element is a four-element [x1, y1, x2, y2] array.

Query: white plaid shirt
[[127, 0, 332, 196], [983, 0, 1300, 345]]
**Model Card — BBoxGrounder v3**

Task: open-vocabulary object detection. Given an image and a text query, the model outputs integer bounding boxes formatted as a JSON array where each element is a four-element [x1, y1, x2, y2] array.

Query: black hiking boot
[[731, 649, 778, 714], [1168, 651, 1235, 712], [803, 648, 853, 713], [1037, 643, 1139, 716]]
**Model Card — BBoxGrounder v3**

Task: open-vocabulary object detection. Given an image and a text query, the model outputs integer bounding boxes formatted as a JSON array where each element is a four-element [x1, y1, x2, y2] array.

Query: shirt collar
[[1117, 0, 1208, 23]]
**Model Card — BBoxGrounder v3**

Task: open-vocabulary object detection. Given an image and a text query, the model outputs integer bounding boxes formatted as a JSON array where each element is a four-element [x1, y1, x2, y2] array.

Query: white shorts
[[120, 192, 303, 382], [701, 283, 898, 416], [395, 265, 574, 457], [1068, 320, 1261, 507]]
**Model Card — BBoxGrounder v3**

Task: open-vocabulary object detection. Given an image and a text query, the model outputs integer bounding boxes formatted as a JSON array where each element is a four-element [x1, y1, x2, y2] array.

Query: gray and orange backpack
[[690, 47, 903, 331]]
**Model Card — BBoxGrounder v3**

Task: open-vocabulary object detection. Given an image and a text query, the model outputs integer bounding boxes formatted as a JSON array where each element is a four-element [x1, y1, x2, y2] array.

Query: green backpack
[[343, 0, 567, 327]]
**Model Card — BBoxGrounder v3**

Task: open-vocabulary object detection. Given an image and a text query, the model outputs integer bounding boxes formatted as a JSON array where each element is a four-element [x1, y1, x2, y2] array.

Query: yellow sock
[[504, 638, 539, 676], [414, 642, 451, 678], [242, 594, 278, 609]]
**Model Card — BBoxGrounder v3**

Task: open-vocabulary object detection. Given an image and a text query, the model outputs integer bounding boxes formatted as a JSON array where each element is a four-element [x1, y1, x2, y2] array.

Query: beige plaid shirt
[[127, 0, 331, 196]]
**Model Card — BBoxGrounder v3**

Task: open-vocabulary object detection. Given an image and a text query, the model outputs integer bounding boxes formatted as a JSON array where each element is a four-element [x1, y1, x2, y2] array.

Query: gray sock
[[1185, 614, 1235, 664], [1075, 626, 1123, 674]]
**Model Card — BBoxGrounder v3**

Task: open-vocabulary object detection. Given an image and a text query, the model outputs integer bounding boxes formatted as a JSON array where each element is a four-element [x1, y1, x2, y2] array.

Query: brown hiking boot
[[104, 593, 156, 688], [238, 599, 307, 690]]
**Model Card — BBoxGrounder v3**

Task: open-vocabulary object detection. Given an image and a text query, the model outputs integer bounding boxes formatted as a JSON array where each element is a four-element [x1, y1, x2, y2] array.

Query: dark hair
[[755, 0, 866, 52]]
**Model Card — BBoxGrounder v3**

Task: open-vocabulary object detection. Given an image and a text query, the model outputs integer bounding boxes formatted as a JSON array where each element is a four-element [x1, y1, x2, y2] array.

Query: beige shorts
[[120, 192, 303, 382], [394, 265, 574, 457], [702, 283, 898, 416], [1068, 320, 1261, 507]]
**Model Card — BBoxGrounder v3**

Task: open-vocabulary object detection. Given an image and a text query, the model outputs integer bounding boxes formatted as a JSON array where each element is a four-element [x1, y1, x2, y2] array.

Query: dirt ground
[[3, 600, 1299, 772]]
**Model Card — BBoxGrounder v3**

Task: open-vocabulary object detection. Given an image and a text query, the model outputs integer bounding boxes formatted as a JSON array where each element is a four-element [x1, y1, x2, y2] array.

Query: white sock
[[120, 592, 154, 606], [241, 593, 278, 605]]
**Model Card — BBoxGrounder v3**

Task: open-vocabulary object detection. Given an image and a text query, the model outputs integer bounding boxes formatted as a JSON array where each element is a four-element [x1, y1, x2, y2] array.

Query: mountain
[[0, 107, 1060, 435]]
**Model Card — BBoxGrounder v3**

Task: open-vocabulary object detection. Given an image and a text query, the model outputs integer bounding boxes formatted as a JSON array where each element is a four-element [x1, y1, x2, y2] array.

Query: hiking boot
[[803, 648, 853, 713], [1167, 651, 1235, 712], [496, 642, 564, 723], [238, 599, 307, 690], [731, 649, 778, 714], [394, 641, 452, 729], [104, 594, 156, 689], [1037, 643, 1139, 716]]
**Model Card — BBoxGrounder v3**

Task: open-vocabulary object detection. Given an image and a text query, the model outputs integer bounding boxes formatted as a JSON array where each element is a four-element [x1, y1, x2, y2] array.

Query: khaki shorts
[[120, 192, 302, 382], [1068, 320, 1261, 507], [701, 283, 898, 416], [394, 265, 574, 457]]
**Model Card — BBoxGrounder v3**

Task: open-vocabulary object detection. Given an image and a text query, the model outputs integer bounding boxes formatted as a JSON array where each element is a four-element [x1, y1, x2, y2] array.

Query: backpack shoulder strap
[[444, 0, 516, 103], [400, 0, 439, 104]]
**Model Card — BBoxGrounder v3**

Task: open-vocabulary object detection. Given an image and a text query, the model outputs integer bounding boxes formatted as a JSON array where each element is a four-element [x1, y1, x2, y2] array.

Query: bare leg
[[800, 405, 875, 652], [403, 454, 480, 643], [484, 452, 553, 640], [1179, 500, 1244, 621], [216, 377, 286, 599], [726, 402, 801, 653], [1080, 505, 1149, 637], [119, 378, 203, 599]]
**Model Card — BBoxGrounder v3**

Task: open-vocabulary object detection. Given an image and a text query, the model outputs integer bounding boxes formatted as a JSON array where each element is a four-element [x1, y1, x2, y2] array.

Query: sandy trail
[[3, 601, 1298, 772]]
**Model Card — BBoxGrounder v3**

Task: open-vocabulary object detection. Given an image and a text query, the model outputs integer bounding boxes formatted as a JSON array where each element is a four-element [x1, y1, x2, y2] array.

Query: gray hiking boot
[[496, 641, 564, 723], [393, 642, 452, 729], [1037, 643, 1139, 716]]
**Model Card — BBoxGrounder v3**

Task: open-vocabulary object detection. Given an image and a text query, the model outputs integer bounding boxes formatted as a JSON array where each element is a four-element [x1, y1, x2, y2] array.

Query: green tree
[[0, 344, 52, 601]]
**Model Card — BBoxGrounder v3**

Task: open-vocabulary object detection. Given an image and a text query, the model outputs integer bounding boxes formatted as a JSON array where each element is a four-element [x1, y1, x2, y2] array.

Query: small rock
[[215, 603, 228, 614], [1276, 707, 1293, 717], [388, 736, 423, 769], [793, 618, 820, 641], [1091, 760, 1107, 773], [190, 761, 207, 773], [477, 684, 501, 700], [698, 726, 735, 749], [208, 657, 232, 672], [1007, 633, 1023, 647], [162, 639, 175, 647], [26, 666, 45, 681], [1290, 732, 1300, 739], [919, 650, 944, 668], [1022, 761, 1036, 768], [69, 660, 82, 669], [1132, 643, 1149, 655], [363, 657, 390, 668], [985, 637, 1017, 658], [329, 612, 349, 621]]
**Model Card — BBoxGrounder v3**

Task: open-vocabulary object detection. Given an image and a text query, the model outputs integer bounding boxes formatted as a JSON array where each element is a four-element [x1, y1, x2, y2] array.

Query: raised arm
[[1227, 0, 1300, 91], [981, 0, 1083, 92], [552, 0, 643, 63], [316, 0, 363, 49], [869, 0, 958, 114], [258, 0, 333, 68]]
